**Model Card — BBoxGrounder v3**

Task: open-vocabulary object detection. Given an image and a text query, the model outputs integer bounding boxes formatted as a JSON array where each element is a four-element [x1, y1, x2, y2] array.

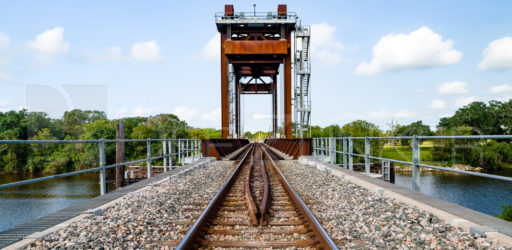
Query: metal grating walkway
[[0, 159, 209, 248]]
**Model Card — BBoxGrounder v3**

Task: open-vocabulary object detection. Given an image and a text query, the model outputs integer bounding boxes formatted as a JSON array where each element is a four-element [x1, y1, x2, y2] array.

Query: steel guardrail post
[[147, 139, 152, 178], [343, 138, 347, 169], [320, 138, 324, 160], [169, 140, 173, 169], [199, 139, 202, 159], [365, 137, 371, 175], [163, 140, 168, 172], [312, 138, 316, 158], [348, 137, 353, 171], [98, 138, 107, 195], [412, 135, 420, 191], [178, 139, 181, 165], [190, 139, 196, 162], [330, 137, 335, 164]]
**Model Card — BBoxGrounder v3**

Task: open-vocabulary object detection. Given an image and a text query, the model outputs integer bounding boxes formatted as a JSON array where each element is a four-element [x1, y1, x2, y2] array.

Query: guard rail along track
[[176, 143, 338, 249]]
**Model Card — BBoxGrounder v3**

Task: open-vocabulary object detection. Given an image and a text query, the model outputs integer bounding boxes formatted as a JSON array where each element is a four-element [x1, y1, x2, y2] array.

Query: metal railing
[[0, 138, 202, 195], [215, 11, 298, 20], [312, 135, 512, 191]]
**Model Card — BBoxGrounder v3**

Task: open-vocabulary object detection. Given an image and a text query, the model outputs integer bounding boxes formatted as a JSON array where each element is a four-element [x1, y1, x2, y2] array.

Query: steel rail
[[244, 147, 259, 225], [259, 144, 270, 225], [261, 144, 339, 249], [176, 144, 254, 250]]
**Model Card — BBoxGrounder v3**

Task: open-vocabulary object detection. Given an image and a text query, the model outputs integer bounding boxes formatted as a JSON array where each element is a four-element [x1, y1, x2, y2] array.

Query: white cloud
[[103, 46, 124, 62], [494, 96, 512, 102], [115, 106, 156, 118], [355, 26, 462, 75], [173, 105, 197, 122], [0, 99, 13, 108], [415, 88, 425, 94], [0, 71, 9, 81], [27, 27, 69, 63], [489, 84, 512, 94], [428, 99, 446, 109], [251, 113, 272, 120], [310, 22, 344, 64], [393, 109, 417, 118], [0, 32, 10, 65], [202, 33, 220, 61], [455, 96, 478, 108], [83, 46, 126, 63], [200, 108, 221, 121], [478, 36, 512, 70], [438, 81, 468, 95], [365, 108, 417, 119], [130, 40, 163, 62]]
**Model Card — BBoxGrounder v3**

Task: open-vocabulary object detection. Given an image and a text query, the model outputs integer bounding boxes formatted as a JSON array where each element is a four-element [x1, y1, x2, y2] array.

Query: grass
[[380, 145, 435, 165]]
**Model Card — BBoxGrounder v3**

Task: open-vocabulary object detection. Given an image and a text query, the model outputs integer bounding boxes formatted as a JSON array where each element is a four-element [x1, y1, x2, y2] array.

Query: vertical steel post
[[312, 138, 317, 157], [168, 140, 173, 169], [99, 138, 107, 195], [115, 121, 125, 188], [324, 138, 328, 159], [348, 137, 353, 171], [221, 32, 229, 138], [365, 137, 371, 175], [192, 140, 196, 162], [329, 137, 335, 164], [178, 139, 181, 165], [199, 139, 202, 158], [163, 140, 167, 172], [320, 138, 324, 160], [186, 140, 190, 164], [147, 139, 152, 178], [343, 138, 347, 169], [412, 135, 420, 191]]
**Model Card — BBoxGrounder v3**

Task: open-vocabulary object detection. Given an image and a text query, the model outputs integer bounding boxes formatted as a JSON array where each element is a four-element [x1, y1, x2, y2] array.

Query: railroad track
[[177, 143, 338, 249]]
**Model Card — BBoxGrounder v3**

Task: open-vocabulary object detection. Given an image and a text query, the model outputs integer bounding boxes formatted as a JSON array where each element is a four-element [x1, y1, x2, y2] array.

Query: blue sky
[[1, 1, 512, 132]]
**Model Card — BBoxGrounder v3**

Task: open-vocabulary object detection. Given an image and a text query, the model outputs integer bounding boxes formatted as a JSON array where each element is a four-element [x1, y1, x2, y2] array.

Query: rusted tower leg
[[221, 33, 229, 139], [272, 75, 278, 138], [284, 32, 292, 138], [235, 75, 240, 138]]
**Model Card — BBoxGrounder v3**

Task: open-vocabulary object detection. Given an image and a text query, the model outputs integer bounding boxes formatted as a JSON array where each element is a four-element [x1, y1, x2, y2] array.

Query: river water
[[395, 168, 512, 217], [0, 168, 511, 233], [0, 173, 115, 232]]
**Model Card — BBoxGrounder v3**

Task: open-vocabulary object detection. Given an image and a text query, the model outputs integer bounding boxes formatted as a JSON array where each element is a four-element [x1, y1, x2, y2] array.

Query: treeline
[[310, 99, 512, 170], [0, 109, 222, 174]]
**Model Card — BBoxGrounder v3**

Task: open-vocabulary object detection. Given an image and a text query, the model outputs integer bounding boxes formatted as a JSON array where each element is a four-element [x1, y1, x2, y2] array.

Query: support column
[[235, 75, 240, 138], [412, 135, 421, 191], [272, 75, 278, 138], [115, 120, 125, 188], [221, 33, 229, 139], [284, 32, 292, 138]]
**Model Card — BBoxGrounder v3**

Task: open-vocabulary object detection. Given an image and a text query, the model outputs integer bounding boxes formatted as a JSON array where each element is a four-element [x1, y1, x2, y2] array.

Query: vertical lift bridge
[[216, 4, 311, 139]]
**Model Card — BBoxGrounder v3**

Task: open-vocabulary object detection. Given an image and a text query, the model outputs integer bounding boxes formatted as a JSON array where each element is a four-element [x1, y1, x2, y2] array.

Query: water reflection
[[0, 173, 115, 232], [395, 168, 512, 216]]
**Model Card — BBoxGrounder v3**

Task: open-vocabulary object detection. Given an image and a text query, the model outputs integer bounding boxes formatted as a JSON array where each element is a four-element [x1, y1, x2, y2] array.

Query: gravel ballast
[[278, 160, 509, 249], [29, 161, 234, 249]]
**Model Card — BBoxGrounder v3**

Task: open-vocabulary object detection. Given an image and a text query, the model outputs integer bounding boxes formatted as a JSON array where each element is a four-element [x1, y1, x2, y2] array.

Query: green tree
[[26, 128, 58, 173], [341, 120, 384, 162], [0, 110, 29, 172], [396, 120, 433, 147], [61, 110, 106, 139]]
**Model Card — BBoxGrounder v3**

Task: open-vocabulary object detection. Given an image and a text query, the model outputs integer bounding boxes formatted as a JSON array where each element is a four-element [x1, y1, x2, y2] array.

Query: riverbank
[[394, 164, 484, 172]]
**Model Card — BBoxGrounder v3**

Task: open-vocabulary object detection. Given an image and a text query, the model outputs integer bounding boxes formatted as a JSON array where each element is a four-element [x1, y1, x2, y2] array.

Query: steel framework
[[216, 5, 310, 139], [294, 25, 311, 137]]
